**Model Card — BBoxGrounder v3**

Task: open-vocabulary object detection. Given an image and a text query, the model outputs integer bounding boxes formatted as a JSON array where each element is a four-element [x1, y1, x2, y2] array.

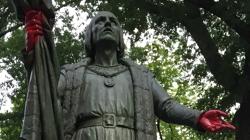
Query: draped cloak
[[11, 0, 64, 139]]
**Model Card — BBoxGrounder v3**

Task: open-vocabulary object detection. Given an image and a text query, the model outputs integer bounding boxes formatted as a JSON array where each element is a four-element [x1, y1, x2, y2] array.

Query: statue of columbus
[[11, 0, 235, 140]]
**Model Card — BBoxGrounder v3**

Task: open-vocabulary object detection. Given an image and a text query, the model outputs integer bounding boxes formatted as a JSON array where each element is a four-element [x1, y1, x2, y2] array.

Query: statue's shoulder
[[122, 58, 155, 86], [59, 58, 91, 89], [60, 57, 91, 73]]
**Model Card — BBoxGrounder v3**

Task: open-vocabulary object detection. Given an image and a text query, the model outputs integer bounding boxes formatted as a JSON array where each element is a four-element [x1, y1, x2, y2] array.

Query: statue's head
[[85, 11, 125, 59]]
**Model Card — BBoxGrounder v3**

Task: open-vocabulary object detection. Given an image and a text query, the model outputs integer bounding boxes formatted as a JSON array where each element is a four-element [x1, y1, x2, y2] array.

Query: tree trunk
[[236, 93, 250, 140]]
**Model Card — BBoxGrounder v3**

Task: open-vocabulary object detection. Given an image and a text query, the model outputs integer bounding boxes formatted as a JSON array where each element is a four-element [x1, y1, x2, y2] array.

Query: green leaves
[[1, 0, 250, 139], [0, 29, 26, 140]]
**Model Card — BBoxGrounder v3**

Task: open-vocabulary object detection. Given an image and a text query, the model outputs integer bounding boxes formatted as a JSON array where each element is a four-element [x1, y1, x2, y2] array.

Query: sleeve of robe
[[11, 1, 64, 140], [151, 74, 202, 130]]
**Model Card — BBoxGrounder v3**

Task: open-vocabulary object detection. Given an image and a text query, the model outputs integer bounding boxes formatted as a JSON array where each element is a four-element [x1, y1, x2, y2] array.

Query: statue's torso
[[72, 65, 135, 140]]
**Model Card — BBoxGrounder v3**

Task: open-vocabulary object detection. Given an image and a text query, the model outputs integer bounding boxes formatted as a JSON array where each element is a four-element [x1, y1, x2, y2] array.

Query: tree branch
[[131, 1, 244, 108], [182, 1, 240, 98], [186, 0, 250, 45], [0, 112, 22, 121], [134, 0, 185, 22], [0, 0, 82, 38], [54, 0, 81, 11], [0, 23, 23, 38], [138, 0, 241, 98]]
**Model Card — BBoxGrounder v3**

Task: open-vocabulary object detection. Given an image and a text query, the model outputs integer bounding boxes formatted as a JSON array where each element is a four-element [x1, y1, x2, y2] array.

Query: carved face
[[91, 11, 121, 48]]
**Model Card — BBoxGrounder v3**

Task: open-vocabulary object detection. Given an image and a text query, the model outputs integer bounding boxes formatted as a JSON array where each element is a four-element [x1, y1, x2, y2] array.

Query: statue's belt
[[76, 114, 135, 130]]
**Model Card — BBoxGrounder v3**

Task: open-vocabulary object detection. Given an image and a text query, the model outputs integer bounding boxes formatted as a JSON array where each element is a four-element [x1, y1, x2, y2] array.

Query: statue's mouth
[[103, 28, 113, 33]]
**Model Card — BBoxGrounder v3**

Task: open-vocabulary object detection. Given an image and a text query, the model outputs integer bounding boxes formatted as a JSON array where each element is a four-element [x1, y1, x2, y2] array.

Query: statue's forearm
[[157, 99, 201, 129], [21, 9, 48, 79], [19, 7, 58, 77], [11, 0, 56, 58], [152, 78, 201, 129], [21, 48, 34, 80], [25, 10, 45, 52]]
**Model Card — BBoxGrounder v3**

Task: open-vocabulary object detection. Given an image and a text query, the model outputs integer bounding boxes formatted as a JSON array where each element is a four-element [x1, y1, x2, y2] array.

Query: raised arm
[[11, 0, 56, 77], [21, 8, 57, 78], [11, 1, 63, 140]]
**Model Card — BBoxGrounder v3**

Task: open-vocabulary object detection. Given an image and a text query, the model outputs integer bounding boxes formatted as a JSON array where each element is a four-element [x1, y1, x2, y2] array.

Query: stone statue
[[11, 1, 235, 140]]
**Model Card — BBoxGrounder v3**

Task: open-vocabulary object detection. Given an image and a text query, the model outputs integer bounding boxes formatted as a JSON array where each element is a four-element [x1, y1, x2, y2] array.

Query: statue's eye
[[95, 17, 106, 25], [110, 18, 118, 25], [95, 20, 103, 25]]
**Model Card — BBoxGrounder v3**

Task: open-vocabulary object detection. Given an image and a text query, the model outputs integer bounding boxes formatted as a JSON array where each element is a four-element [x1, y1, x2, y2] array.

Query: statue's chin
[[100, 34, 116, 41], [96, 36, 118, 47]]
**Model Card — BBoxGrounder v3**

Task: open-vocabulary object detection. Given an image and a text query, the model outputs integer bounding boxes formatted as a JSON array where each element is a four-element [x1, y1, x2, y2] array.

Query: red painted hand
[[24, 10, 44, 52], [198, 110, 236, 132]]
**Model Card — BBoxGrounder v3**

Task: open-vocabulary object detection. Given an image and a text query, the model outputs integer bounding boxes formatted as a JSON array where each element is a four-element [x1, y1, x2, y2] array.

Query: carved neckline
[[87, 64, 128, 77], [92, 64, 121, 68]]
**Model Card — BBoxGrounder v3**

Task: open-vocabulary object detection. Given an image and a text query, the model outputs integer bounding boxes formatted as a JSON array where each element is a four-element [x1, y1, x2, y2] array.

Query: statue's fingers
[[25, 20, 43, 27], [211, 123, 230, 132], [25, 10, 43, 19], [215, 110, 229, 117], [212, 121, 236, 131], [222, 121, 236, 130], [25, 11, 39, 20], [27, 30, 43, 35], [26, 25, 43, 32], [25, 19, 43, 25], [26, 26, 43, 32]]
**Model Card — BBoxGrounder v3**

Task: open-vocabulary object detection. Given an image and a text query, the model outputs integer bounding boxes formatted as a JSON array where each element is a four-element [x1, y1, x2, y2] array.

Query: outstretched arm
[[152, 77, 235, 132], [152, 78, 201, 129]]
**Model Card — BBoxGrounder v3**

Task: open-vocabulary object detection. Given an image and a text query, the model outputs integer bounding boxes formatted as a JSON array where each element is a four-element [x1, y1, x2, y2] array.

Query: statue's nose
[[104, 19, 112, 27]]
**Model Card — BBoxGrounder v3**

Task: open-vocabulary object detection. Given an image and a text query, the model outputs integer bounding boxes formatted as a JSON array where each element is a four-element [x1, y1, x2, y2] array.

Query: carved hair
[[84, 11, 126, 59]]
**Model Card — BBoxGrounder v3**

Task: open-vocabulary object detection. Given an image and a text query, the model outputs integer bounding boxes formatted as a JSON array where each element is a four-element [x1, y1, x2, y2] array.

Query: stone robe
[[58, 58, 201, 140], [71, 69, 135, 140]]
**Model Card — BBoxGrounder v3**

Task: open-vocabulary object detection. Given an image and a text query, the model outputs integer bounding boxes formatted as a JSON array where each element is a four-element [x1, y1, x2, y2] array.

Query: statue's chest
[[77, 67, 134, 116], [84, 69, 133, 95]]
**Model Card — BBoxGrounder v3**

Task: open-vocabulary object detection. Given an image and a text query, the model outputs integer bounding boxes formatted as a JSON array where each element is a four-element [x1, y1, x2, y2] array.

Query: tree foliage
[[1, 0, 250, 139]]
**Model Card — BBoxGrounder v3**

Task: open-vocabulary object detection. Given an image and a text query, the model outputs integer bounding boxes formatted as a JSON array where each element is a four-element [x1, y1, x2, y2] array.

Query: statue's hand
[[198, 110, 236, 132], [24, 10, 44, 52]]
